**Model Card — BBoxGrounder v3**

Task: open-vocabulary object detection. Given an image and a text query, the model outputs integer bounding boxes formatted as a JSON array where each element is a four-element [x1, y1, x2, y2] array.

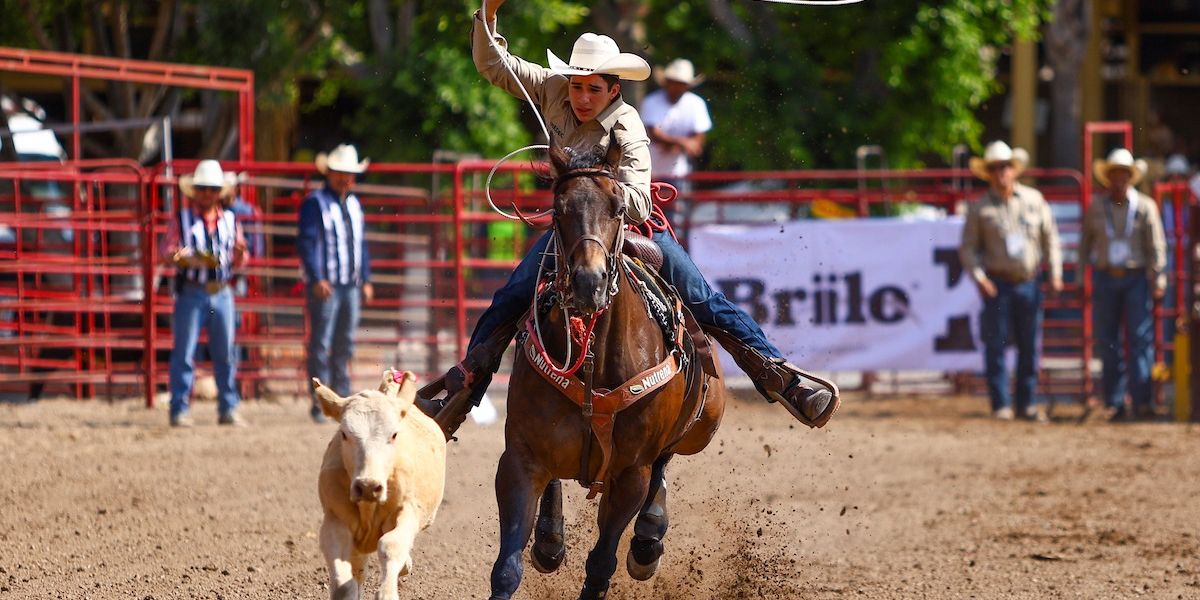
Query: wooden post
[[1011, 36, 1038, 166]]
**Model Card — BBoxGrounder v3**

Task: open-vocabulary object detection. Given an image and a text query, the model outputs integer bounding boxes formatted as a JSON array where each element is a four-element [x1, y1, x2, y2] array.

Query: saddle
[[622, 230, 663, 271]]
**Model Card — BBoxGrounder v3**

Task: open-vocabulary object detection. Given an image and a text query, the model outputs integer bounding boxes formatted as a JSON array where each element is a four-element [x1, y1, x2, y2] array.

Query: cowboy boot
[[416, 319, 519, 439], [707, 329, 840, 428]]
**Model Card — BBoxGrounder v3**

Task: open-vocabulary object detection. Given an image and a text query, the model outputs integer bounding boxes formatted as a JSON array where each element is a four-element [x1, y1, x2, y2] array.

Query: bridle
[[549, 167, 626, 315]]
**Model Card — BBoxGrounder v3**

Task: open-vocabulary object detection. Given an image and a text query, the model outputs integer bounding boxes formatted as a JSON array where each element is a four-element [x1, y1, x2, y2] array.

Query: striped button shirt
[[160, 208, 246, 285], [297, 186, 371, 286]]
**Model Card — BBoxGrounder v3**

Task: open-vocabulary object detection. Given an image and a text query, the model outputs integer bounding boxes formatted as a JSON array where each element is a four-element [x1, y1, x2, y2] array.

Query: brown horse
[[487, 145, 727, 600]]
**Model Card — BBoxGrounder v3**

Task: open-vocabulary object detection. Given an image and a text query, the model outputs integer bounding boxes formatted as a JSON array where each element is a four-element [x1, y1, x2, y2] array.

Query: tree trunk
[[1044, 0, 1090, 169]]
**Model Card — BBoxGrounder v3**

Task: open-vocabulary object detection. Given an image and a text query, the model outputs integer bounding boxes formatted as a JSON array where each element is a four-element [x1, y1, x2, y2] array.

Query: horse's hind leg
[[627, 455, 671, 580], [578, 465, 652, 600], [490, 449, 549, 600], [531, 479, 566, 573]]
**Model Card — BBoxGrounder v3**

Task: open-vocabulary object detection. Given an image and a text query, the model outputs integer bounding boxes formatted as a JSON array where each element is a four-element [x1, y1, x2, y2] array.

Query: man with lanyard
[[960, 141, 1063, 422], [298, 144, 375, 423], [160, 160, 249, 427], [418, 0, 838, 434], [1080, 148, 1166, 421]]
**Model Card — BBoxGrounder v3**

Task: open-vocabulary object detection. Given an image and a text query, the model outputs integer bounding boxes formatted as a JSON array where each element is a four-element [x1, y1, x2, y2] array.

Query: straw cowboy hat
[[1094, 148, 1147, 187], [547, 33, 651, 81], [654, 58, 704, 87], [179, 160, 235, 199], [316, 143, 370, 175], [969, 141, 1029, 182]]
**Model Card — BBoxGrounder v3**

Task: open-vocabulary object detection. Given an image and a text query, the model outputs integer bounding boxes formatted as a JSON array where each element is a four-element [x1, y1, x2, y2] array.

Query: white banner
[[689, 218, 983, 371]]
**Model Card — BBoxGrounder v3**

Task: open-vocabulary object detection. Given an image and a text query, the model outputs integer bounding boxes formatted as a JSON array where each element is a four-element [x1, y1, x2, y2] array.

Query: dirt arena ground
[[1, 390, 1197, 600]]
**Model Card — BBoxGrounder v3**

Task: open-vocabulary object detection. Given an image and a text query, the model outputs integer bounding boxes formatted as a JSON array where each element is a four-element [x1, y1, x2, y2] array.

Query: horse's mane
[[535, 144, 609, 185]]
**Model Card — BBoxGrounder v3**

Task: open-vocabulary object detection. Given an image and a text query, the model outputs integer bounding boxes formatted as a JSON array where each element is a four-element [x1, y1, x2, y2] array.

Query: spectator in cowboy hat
[[640, 58, 712, 216], [960, 140, 1062, 423], [297, 143, 374, 423], [1079, 148, 1166, 422], [159, 160, 249, 427]]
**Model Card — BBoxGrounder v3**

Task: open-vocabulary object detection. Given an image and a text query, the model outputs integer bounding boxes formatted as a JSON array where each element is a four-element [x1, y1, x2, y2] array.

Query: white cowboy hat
[[654, 58, 704, 87], [1093, 148, 1147, 187], [316, 143, 370, 175], [547, 33, 651, 81], [1165, 153, 1190, 177], [179, 159, 235, 199], [968, 140, 1029, 182]]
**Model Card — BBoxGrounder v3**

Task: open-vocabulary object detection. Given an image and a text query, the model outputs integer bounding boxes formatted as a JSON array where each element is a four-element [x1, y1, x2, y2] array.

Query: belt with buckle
[[184, 280, 229, 294], [1104, 266, 1128, 278], [984, 270, 1027, 284]]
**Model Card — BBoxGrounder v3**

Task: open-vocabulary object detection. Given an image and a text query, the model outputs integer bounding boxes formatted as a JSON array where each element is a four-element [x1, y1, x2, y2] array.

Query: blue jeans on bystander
[[169, 284, 239, 420], [1093, 270, 1153, 411], [980, 279, 1042, 413], [307, 283, 362, 414]]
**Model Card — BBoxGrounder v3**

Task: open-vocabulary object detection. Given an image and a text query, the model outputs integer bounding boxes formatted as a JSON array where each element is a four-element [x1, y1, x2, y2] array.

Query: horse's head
[[549, 143, 626, 314]]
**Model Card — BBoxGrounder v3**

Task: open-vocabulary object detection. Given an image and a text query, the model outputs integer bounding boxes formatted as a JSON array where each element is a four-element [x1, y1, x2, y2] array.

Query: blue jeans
[[1093, 270, 1153, 410], [169, 284, 239, 418], [307, 284, 362, 408], [468, 231, 781, 358], [980, 279, 1042, 412]]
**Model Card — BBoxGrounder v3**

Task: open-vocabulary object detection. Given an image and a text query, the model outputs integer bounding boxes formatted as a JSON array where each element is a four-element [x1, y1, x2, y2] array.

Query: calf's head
[[312, 369, 418, 504]]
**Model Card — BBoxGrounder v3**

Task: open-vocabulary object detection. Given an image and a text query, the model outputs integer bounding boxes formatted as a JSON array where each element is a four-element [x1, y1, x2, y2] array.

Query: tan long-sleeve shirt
[[471, 11, 652, 225], [1078, 190, 1167, 291], [959, 183, 1063, 284]]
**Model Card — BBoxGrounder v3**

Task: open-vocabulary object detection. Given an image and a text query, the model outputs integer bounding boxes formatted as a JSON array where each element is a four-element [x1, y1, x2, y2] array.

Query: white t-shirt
[[640, 90, 712, 179]]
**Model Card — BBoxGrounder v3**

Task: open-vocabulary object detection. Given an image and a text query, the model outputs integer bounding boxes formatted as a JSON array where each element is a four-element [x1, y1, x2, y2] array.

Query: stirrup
[[763, 368, 841, 429]]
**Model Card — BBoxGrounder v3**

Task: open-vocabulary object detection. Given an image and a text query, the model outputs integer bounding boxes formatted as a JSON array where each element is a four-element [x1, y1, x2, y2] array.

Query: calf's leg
[[376, 508, 423, 600], [320, 515, 364, 600]]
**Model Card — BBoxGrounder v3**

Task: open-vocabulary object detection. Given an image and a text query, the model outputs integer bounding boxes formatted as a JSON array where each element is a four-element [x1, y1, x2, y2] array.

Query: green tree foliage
[[0, 0, 1053, 168], [0, 0, 338, 159], [641, 0, 1051, 169], [327, 0, 588, 161]]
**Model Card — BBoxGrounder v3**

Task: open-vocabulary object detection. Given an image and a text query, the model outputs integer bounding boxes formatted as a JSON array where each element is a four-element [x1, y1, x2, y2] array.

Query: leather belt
[[985, 270, 1029, 285], [1103, 266, 1131, 278], [183, 280, 230, 294]]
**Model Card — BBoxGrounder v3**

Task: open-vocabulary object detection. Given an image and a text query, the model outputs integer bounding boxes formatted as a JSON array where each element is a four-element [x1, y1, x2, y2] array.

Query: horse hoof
[[530, 541, 565, 574], [626, 547, 661, 581], [577, 581, 610, 600], [626, 537, 663, 581]]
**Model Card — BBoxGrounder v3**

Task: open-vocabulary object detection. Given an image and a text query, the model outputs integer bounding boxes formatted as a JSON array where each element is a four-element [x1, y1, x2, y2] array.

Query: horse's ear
[[548, 145, 571, 176]]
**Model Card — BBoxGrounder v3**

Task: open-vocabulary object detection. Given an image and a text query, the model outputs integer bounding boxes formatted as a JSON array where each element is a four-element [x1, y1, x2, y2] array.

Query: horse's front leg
[[490, 448, 550, 600], [579, 465, 652, 600], [627, 454, 672, 580], [531, 479, 566, 573]]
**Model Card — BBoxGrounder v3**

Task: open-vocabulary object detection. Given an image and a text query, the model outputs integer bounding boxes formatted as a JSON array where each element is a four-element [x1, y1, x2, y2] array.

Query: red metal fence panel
[[2, 159, 1187, 407]]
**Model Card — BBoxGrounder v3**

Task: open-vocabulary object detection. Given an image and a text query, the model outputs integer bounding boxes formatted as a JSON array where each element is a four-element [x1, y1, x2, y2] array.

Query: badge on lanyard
[[1107, 239, 1131, 265], [1104, 190, 1137, 266], [1005, 232, 1026, 259]]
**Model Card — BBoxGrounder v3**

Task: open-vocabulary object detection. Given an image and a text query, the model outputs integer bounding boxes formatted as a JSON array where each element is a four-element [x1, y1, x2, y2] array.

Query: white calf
[[314, 369, 446, 600]]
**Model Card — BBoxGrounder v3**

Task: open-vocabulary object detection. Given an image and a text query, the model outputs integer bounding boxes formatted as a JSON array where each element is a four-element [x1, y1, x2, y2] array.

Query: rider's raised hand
[[484, 0, 507, 22]]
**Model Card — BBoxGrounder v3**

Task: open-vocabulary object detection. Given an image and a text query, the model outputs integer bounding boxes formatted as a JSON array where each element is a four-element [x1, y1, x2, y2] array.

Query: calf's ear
[[391, 371, 418, 416], [311, 378, 348, 421], [379, 368, 402, 397]]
